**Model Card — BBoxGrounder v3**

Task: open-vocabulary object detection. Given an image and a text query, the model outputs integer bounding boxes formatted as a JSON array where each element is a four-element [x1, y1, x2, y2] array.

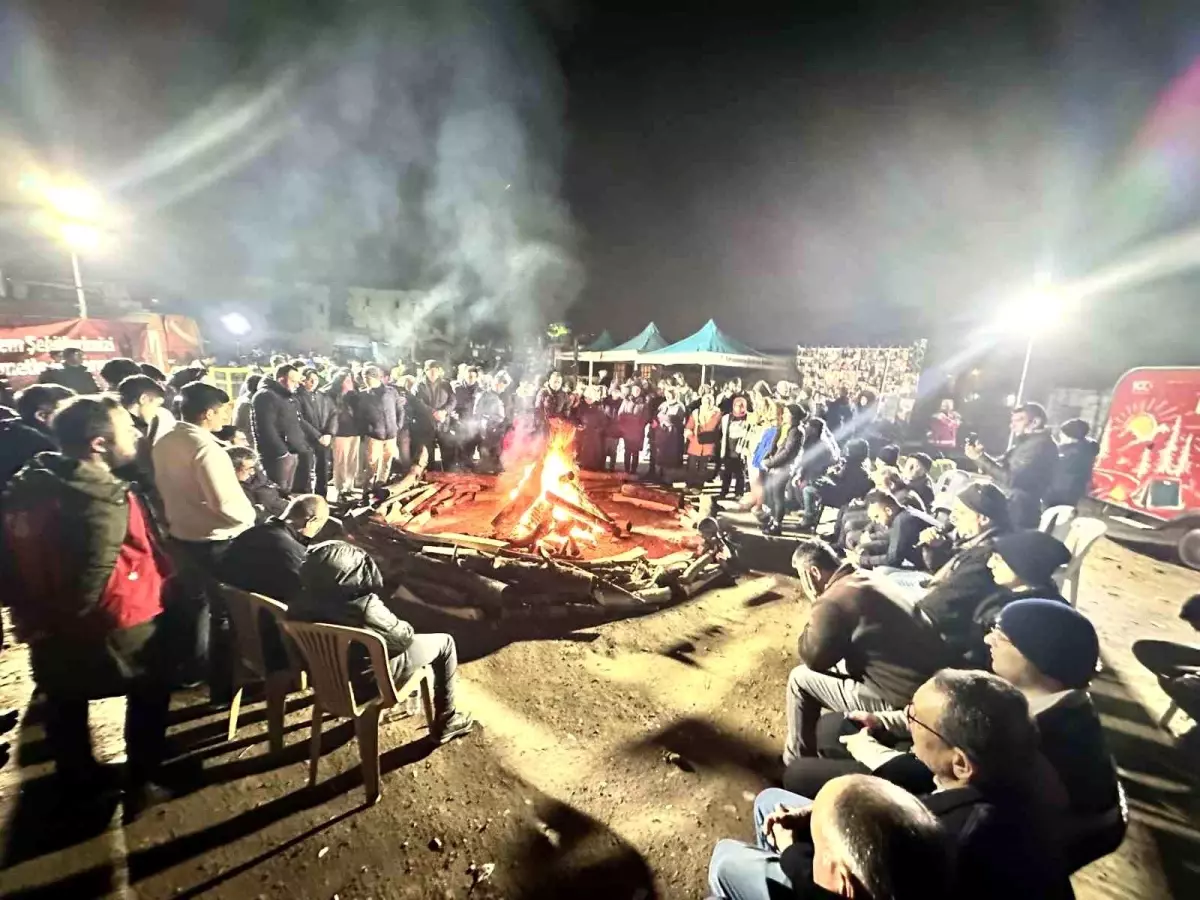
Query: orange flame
[[509, 421, 605, 551]]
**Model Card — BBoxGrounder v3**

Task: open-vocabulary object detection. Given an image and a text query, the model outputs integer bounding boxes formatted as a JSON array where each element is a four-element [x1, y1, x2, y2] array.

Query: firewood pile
[[351, 513, 736, 621]]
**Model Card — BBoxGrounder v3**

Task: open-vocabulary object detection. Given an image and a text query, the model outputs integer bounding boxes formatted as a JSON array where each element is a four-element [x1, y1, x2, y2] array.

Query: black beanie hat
[[957, 482, 1010, 526], [993, 531, 1071, 586], [997, 599, 1099, 688]]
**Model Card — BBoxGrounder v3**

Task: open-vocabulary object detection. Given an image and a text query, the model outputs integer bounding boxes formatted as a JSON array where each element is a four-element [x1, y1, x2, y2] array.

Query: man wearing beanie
[[940, 529, 1071, 664], [785, 600, 1118, 839], [987, 599, 1118, 821], [911, 483, 1012, 657]]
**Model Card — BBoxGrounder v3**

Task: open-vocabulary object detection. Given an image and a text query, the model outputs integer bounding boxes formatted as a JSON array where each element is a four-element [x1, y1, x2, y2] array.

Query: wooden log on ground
[[609, 494, 678, 513], [683, 567, 732, 598], [680, 549, 718, 584], [619, 482, 684, 508], [400, 484, 441, 515], [584, 547, 648, 566], [400, 554, 511, 606]]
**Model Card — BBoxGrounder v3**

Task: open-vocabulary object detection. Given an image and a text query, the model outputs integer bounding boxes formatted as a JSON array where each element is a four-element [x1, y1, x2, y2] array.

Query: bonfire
[[489, 421, 623, 557]]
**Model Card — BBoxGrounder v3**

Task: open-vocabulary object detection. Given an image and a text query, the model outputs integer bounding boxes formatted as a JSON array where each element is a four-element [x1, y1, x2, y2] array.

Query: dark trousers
[[623, 440, 643, 474], [685, 454, 712, 487], [719, 456, 746, 497], [262, 452, 298, 492], [166, 538, 233, 702], [763, 468, 792, 519], [32, 621, 170, 787], [312, 446, 331, 496]]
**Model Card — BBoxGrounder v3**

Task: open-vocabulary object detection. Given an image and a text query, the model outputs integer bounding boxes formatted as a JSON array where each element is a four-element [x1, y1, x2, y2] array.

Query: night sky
[[3, 1, 1200, 389]]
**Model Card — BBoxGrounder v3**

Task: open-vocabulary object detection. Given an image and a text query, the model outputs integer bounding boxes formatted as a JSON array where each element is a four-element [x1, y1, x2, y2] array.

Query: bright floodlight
[[995, 284, 1068, 336], [221, 312, 252, 336], [59, 221, 101, 250], [22, 172, 103, 221]]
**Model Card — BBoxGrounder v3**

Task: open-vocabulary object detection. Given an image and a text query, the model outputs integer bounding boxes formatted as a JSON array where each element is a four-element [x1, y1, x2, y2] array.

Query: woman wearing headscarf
[[684, 390, 723, 488], [617, 382, 650, 475], [759, 403, 807, 534]]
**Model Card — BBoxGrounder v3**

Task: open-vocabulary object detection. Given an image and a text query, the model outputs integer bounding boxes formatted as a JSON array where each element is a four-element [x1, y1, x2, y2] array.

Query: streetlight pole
[[69, 249, 88, 319], [1014, 334, 1034, 408]]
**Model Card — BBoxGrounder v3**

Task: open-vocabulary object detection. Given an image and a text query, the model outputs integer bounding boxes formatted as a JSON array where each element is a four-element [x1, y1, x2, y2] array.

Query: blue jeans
[[707, 788, 811, 899]]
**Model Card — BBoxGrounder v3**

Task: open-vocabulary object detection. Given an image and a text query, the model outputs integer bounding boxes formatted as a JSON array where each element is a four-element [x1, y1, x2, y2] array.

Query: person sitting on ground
[[784, 540, 951, 764], [37, 347, 100, 394], [788, 601, 1115, 824], [0, 384, 75, 488], [2, 396, 173, 818], [1044, 418, 1100, 509], [910, 484, 1013, 645], [965, 402, 1058, 529], [708, 774, 953, 900], [900, 452, 935, 510], [848, 490, 939, 573], [1133, 593, 1200, 737], [228, 445, 289, 521], [799, 437, 872, 531], [288, 540, 475, 744]]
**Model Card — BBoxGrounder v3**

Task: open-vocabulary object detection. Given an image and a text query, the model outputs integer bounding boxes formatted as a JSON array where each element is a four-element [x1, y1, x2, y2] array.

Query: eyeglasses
[[905, 704, 950, 745]]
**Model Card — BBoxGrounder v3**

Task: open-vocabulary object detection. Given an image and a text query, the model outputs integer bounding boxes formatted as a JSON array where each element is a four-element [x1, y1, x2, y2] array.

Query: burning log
[[489, 456, 547, 535], [543, 491, 623, 537]]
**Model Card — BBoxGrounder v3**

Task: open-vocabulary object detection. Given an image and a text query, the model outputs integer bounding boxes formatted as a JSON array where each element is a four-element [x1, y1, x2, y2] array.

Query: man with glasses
[[764, 669, 1071, 900], [784, 539, 950, 764]]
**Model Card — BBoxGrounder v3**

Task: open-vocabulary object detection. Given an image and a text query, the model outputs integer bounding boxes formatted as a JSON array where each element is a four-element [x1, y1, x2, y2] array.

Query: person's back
[[1044, 421, 1100, 508], [0, 415, 58, 489], [38, 351, 100, 395]]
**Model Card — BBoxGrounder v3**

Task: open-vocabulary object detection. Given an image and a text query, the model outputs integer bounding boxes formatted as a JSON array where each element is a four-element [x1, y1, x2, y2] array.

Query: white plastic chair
[[1057, 517, 1108, 607], [1039, 505, 1077, 540], [283, 620, 433, 805], [215, 583, 306, 754]]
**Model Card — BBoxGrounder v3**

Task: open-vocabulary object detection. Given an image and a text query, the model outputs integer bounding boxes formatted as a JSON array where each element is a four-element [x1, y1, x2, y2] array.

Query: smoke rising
[[6, 1, 584, 348]]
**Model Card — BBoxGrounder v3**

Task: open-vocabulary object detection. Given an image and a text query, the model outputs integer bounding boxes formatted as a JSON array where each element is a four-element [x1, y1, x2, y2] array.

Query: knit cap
[[997, 599, 1100, 688], [993, 531, 1071, 586], [957, 482, 1010, 525]]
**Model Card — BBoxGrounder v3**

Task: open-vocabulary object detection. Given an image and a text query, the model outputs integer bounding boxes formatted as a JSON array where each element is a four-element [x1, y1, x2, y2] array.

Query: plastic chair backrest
[[283, 621, 400, 718], [1065, 517, 1107, 561], [216, 583, 286, 682], [1039, 505, 1076, 536], [929, 458, 957, 482]]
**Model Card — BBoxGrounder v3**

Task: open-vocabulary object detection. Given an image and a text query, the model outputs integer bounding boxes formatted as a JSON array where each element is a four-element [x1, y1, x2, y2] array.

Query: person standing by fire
[[574, 384, 611, 471], [617, 382, 651, 475], [684, 390, 723, 487], [413, 360, 455, 471], [534, 371, 570, 433], [652, 386, 687, 481]]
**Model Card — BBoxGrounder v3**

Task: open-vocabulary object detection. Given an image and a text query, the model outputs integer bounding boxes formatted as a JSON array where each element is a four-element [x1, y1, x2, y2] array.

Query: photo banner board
[[0, 317, 171, 386], [795, 340, 927, 422]]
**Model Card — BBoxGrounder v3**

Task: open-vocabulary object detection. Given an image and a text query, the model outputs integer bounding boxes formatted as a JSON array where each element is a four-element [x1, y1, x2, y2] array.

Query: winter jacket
[[535, 386, 570, 425], [38, 363, 100, 395], [1043, 439, 1100, 508], [233, 397, 256, 450], [296, 386, 337, 443], [858, 508, 940, 571], [797, 565, 951, 708], [813, 459, 872, 510], [917, 527, 1009, 658], [413, 377, 455, 427], [241, 468, 289, 522], [453, 381, 480, 419], [823, 396, 854, 436], [327, 385, 361, 437], [0, 418, 57, 489], [761, 424, 802, 471], [905, 472, 935, 511], [617, 397, 650, 444], [355, 383, 407, 441], [685, 407, 723, 457], [252, 379, 311, 461], [790, 428, 839, 485], [288, 541, 415, 684], [720, 413, 751, 459], [977, 428, 1059, 504], [1029, 690, 1119, 818], [2, 453, 170, 645]]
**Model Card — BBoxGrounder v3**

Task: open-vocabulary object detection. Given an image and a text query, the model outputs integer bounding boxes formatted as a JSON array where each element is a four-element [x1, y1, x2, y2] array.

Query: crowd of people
[[0, 344, 1145, 897], [0, 351, 482, 819]]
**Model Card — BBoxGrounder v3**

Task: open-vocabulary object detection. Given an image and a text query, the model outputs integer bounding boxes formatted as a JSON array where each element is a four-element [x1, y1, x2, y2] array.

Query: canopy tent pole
[[589, 359, 594, 381], [700, 363, 707, 385]]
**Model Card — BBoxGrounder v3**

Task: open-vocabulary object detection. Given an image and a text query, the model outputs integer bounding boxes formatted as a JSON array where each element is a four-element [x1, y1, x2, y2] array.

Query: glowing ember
[[497, 421, 620, 556]]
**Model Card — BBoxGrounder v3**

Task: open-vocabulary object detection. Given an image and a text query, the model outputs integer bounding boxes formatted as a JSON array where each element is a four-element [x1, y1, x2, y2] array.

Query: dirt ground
[[2, 536, 1199, 900]]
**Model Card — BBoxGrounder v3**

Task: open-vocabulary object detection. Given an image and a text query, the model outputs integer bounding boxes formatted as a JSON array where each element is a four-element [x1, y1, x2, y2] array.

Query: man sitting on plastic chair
[[288, 540, 475, 745]]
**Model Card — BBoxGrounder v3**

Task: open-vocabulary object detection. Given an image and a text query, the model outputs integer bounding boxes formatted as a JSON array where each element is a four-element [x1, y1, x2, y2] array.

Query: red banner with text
[[0, 318, 169, 387]]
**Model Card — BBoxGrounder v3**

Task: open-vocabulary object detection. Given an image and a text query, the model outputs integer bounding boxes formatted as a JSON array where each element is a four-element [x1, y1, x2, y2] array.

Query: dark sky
[[4, 1, 1200, 387]]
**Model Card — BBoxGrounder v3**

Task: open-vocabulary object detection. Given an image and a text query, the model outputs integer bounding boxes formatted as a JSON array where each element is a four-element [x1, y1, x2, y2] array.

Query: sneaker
[[431, 711, 475, 745]]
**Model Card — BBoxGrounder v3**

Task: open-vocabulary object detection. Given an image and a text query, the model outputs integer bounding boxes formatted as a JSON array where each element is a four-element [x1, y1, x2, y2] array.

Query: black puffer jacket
[[978, 429, 1059, 501], [325, 379, 360, 437], [0, 418, 57, 489], [1043, 439, 1100, 508], [761, 414, 806, 471], [356, 384, 407, 440], [288, 540, 415, 662], [296, 386, 337, 443], [252, 379, 310, 461]]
